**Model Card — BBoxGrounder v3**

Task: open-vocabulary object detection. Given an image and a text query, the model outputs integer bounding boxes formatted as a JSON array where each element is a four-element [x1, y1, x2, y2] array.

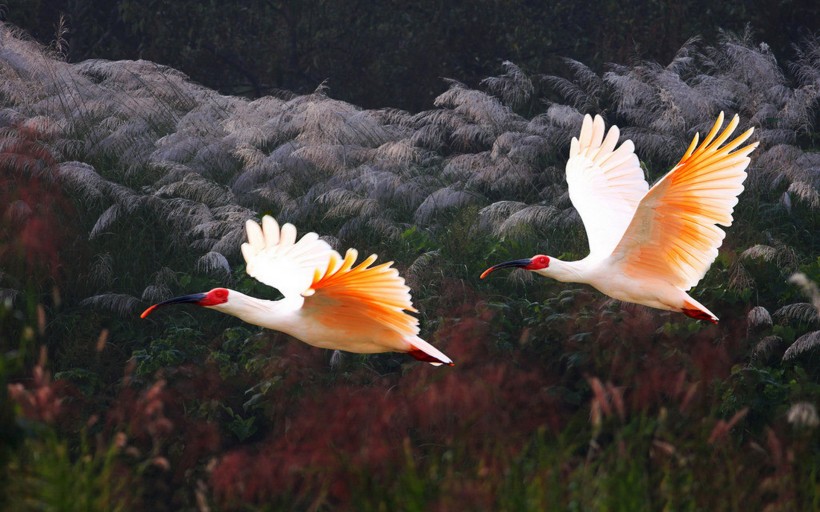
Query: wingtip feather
[[280, 223, 297, 247], [578, 115, 593, 148], [261, 215, 280, 246], [245, 219, 264, 248]]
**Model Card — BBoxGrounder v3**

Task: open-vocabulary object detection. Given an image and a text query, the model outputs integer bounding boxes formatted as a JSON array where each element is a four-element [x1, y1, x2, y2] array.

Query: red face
[[526, 254, 550, 270], [200, 288, 230, 306]]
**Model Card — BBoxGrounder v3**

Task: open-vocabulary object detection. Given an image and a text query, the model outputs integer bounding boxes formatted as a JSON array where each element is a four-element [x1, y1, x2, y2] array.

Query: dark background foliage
[[4, 0, 819, 111]]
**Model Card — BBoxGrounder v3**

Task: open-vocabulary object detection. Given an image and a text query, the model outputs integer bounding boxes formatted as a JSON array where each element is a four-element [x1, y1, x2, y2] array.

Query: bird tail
[[407, 336, 454, 366], [682, 294, 719, 324]]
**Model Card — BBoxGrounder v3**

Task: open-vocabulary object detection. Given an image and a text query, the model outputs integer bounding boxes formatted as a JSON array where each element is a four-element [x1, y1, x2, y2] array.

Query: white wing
[[566, 115, 649, 259], [240, 216, 335, 299]]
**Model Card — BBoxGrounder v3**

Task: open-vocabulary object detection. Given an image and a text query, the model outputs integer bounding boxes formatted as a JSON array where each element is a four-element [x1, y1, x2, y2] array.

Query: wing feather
[[240, 216, 335, 299], [566, 114, 649, 259], [303, 249, 419, 338], [611, 113, 758, 290]]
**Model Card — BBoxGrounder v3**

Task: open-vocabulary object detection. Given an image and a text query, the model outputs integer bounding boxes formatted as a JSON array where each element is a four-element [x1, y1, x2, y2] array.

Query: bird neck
[[534, 257, 589, 284], [208, 290, 301, 331]]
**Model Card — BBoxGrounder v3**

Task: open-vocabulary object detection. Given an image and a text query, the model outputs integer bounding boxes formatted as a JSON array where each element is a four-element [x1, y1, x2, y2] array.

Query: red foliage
[[210, 311, 567, 508], [7, 349, 65, 424], [0, 121, 73, 281], [104, 366, 223, 484]]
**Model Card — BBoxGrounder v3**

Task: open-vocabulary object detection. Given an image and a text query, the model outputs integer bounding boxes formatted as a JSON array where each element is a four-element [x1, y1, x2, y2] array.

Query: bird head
[[140, 288, 230, 318], [480, 254, 550, 279]]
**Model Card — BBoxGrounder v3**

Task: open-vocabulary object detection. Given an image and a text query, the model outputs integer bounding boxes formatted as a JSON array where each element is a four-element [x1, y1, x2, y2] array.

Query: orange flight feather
[[616, 113, 758, 290], [305, 249, 419, 338]]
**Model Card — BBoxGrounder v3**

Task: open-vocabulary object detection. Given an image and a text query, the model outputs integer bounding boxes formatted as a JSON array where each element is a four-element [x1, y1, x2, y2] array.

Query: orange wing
[[302, 248, 419, 338], [611, 113, 758, 290]]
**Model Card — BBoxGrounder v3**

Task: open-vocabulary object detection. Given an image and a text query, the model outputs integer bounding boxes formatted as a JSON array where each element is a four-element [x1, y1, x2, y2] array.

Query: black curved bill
[[480, 258, 533, 279], [140, 293, 207, 318]]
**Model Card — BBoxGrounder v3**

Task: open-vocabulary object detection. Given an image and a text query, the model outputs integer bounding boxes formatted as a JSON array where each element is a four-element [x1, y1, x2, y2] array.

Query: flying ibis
[[481, 112, 758, 324], [141, 216, 453, 366]]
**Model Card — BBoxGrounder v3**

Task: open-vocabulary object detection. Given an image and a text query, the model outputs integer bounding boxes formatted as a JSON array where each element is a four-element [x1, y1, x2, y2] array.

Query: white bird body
[[534, 256, 716, 317], [143, 216, 453, 366], [482, 112, 758, 323], [208, 290, 426, 354]]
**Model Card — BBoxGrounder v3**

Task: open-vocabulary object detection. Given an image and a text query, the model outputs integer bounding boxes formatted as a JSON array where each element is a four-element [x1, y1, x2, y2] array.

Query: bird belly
[[281, 311, 410, 354], [586, 270, 684, 312]]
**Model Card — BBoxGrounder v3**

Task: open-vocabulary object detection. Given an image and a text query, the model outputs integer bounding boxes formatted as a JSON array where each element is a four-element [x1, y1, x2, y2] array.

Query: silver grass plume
[[740, 244, 799, 270], [751, 335, 786, 366], [790, 34, 820, 89], [405, 250, 441, 290], [196, 251, 232, 277], [316, 189, 380, 220], [786, 402, 819, 429], [480, 61, 535, 110], [773, 303, 820, 327], [543, 58, 604, 113], [479, 202, 558, 238], [434, 81, 519, 128], [746, 306, 773, 335], [80, 293, 142, 316], [414, 187, 481, 225], [789, 273, 820, 315], [139, 266, 181, 307], [89, 204, 120, 240], [89, 253, 114, 288], [782, 330, 820, 362]]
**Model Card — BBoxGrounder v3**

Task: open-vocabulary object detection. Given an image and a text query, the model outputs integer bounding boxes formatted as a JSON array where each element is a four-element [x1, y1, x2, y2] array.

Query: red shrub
[[0, 122, 73, 281], [211, 311, 568, 508], [7, 349, 65, 424]]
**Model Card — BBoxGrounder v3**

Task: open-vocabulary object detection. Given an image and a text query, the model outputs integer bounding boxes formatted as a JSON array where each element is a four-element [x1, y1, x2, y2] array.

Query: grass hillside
[[1, 23, 818, 510]]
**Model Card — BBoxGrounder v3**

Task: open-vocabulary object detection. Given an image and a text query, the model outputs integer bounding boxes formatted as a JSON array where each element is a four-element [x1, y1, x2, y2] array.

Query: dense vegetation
[[1, 19, 819, 511], [4, 0, 819, 111]]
